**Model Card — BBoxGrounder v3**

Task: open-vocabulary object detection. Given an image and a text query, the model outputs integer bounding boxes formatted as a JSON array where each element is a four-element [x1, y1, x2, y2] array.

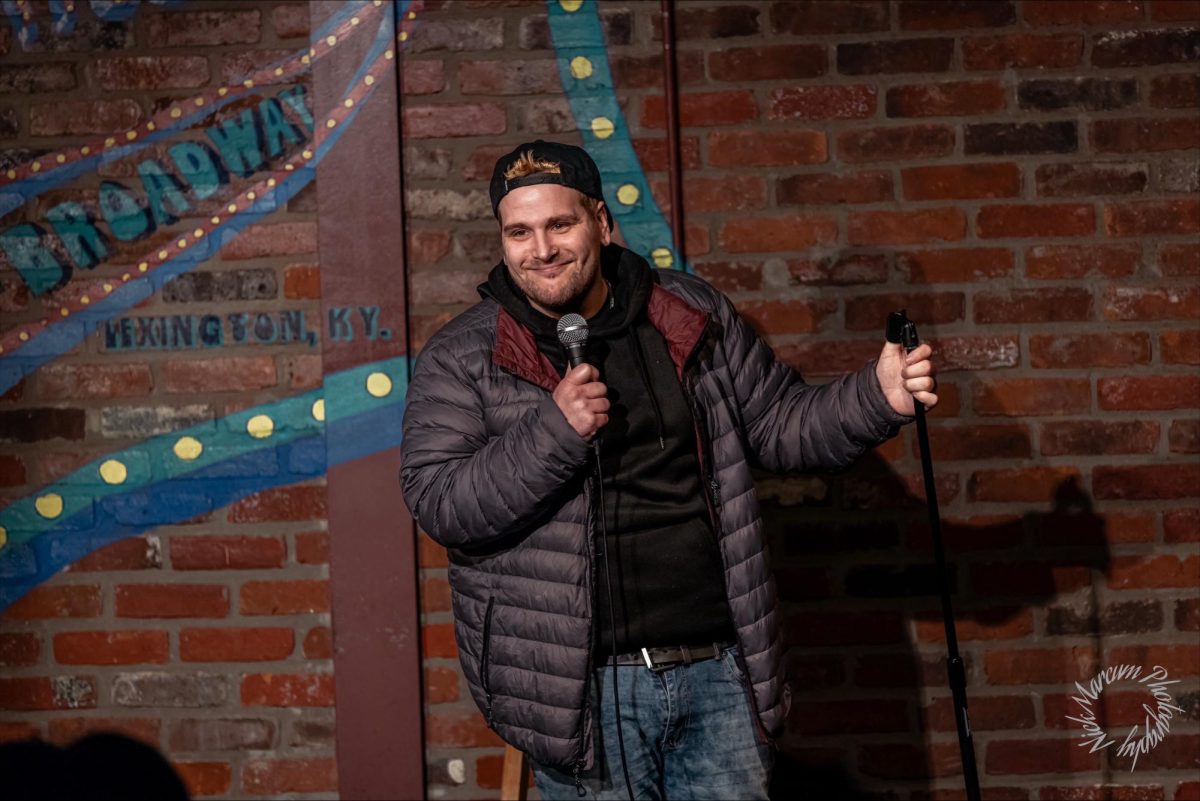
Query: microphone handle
[[565, 342, 587, 370]]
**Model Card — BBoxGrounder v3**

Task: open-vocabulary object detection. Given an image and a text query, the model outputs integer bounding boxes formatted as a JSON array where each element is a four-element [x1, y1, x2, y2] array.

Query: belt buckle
[[641, 647, 672, 673]]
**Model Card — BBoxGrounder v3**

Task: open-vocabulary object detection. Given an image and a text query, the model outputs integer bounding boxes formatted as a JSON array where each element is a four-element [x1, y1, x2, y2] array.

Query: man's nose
[[532, 230, 557, 263]]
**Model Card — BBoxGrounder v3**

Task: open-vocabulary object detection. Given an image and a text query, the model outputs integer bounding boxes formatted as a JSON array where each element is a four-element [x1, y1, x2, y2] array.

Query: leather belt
[[610, 642, 732, 672]]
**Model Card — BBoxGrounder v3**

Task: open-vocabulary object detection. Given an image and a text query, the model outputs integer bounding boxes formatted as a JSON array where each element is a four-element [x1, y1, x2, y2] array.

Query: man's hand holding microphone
[[554, 314, 608, 442]]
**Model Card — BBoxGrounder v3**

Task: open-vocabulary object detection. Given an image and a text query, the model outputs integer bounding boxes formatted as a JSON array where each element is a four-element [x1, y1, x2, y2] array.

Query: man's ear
[[598, 202, 612, 246]]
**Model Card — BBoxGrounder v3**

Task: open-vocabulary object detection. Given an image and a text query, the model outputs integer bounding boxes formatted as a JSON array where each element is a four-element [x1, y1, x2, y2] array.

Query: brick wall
[[401, 1, 1198, 799], [0, 2, 339, 798]]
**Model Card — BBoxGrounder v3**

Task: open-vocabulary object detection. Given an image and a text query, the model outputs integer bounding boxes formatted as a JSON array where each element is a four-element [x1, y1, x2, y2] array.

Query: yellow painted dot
[[561, 0, 583, 11], [301, 55, 311, 65], [174, 436, 203, 461], [303, 150, 313, 160], [103, 283, 113, 292], [408, 10, 416, 19], [211, 216, 220, 225], [312, 399, 325, 422], [228, 203, 238, 213], [35, 494, 63, 520], [374, 0, 382, 6], [352, 16, 360, 25], [309, 48, 316, 57], [344, 99, 354, 108], [218, 87, 228, 96], [274, 67, 284, 76], [193, 228, 204, 239], [616, 183, 640, 206], [126, 130, 137, 141], [122, 273, 131, 281], [366, 372, 393, 398], [194, 97, 204, 107], [105, 137, 115, 147], [146, 122, 156, 131], [591, 116, 614, 139], [177, 239, 187, 248], [137, 261, 148, 272], [326, 119, 336, 128], [18, 331, 29, 341], [327, 35, 337, 46], [80, 296, 90, 305], [80, 146, 89, 155], [32, 162, 41, 172], [61, 307, 70, 316], [285, 164, 295, 171], [246, 414, 274, 439], [158, 250, 169, 260], [171, 108, 182, 118], [267, 178, 276, 188], [247, 191, 257, 200], [385, 49, 394, 60], [99, 459, 127, 485], [364, 75, 375, 86], [652, 247, 674, 268], [570, 56, 593, 80], [0, 526, 6, 549], [399, 30, 408, 42], [244, 79, 255, 88], [6, 169, 15, 179], [57, 153, 66, 163]]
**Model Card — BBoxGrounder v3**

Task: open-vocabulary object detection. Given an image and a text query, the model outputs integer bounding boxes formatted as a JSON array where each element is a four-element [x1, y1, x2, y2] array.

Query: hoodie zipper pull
[[573, 761, 587, 797]]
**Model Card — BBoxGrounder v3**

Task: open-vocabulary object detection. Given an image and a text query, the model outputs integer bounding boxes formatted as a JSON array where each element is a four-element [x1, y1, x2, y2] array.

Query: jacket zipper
[[481, 596, 496, 728], [570, 473, 598, 796]]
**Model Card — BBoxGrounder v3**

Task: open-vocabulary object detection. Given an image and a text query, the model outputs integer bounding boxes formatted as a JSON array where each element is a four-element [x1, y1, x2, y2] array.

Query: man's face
[[498, 183, 610, 316]]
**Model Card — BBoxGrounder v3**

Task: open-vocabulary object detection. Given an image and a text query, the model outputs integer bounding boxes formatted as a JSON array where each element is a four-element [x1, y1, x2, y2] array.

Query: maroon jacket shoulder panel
[[646, 283, 709, 378], [492, 306, 560, 393]]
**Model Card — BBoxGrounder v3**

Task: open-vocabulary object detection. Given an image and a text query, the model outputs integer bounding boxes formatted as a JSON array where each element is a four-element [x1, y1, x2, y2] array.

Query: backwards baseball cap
[[489, 140, 613, 231]]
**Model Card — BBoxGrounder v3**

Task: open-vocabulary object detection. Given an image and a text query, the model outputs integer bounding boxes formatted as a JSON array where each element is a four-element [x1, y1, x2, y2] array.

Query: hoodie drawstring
[[629, 326, 666, 451]]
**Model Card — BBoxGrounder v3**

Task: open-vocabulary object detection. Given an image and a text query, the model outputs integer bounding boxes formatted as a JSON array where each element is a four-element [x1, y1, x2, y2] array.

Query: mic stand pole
[[887, 310, 981, 801]]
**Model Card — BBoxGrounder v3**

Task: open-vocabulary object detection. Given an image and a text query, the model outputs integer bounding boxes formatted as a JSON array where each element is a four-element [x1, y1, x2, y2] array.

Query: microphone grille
[[556, 313, 588, 346]]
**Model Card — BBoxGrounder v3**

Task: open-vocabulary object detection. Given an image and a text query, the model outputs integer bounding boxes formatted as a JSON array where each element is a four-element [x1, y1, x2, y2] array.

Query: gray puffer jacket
[[400, 264, 912, 772]]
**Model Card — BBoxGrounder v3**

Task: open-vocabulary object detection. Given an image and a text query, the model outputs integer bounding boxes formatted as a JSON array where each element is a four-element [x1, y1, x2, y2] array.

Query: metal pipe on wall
[[659, 0, 685, 266]]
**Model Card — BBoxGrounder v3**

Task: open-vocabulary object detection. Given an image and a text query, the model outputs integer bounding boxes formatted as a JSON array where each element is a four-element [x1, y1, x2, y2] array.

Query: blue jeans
[[531, 646, 773, 800]]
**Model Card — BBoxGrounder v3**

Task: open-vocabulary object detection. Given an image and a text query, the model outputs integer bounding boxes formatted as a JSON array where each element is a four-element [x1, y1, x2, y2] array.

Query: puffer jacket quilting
[[400, 266, 912, 770]]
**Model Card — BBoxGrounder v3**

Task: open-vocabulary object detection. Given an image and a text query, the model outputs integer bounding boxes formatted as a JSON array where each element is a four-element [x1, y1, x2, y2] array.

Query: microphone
[[556, 313, 589, 369]]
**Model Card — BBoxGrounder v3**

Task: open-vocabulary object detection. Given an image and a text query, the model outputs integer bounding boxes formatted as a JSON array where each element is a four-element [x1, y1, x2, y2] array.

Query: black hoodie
[[479, 244, 737, 661]]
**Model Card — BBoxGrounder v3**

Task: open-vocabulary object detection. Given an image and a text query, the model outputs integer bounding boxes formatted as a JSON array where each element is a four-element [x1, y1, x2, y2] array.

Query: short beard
[[510, 259, 596, 314]]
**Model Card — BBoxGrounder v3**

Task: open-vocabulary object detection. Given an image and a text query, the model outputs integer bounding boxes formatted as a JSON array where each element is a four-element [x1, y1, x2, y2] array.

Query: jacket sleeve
[[717, 293, 914, 474], [399, 339, 592, 549]]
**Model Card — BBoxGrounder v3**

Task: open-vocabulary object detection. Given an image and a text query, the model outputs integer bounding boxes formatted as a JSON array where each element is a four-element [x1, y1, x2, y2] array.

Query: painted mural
[[0, 0, 679, 609]]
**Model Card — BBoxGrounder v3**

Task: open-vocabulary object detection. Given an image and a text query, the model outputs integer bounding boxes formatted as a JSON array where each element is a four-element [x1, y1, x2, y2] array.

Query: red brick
[[1036, 161, 1149, 196], [271, 4, 308, 38], [641, 90, 757, 129], [838, 38, 954, 74], [283, 354, 321, 391], [787, 254, 889, 286], [242, 757, 337, 795], [654, 175, 765, 214], [973, 378, 1091, 416], [985, 647, 1100, 685], [887, 81, 1007, 117], [924, 424, 1031, 461], [423, 623, 458, 658], [0, 722, 41, 742], [610, 51, 704, 90], [1165, 508, 1199, 542], [1151, 0, 1200, 20], [3, 585, 101, 620], [696, 260, 765, 292], [241, 673, 334, 707], [420, 577, 451, 614], [963, 32, 1084, 70], [924, 695, 1035, 734], [0, 632, 40, 667], [986, 737, 1102, 775], [849, 208, 966, 246], [48, 716, 160, 748], [175, 762, 231, 798], [116, 584, 229, 619], [1154, 331, 1199, 370], [1107, 286, 1200, 321], [631, 137, 702, 172], [771, 1, 889, 35], [91, 56, 210, 90], [425, 666, 460, 704], [1160, 243, 1200, 277], [838, 125, 955, 163], [29, 99, 143, 136], [1178, 598, 1200, 630], [1026, 244, 1140, 279], [54, 630, 168, 665], [1171, 419, 1200, 453], [0, 676, 96, 711], [1108, 555, 1199, 589], [302, 626, 332, 659], [896, 248, 1014, 283], [709, 44, 826, 82], [168, 718, 275, 752], [968, 466, 1082, 503], [282, 265, 319, 299], [219, 222, 317, 260], [240, 580, 329, 615], [777, 171, 892, 205], [718, 214, 837, 253], [171, 535, 285, 570], [739, 299, 838, 336], [418, 533, 449, 568], [1025, 0, 1145, 23], [403, 103, 506, 139], [917, 610, 1034, 644], [426, 711, 505, 747], [0, 453, 25, 487], [1041, 420, 1159, 456], [1105, 198, 1200, 236], [295, 532, 329, 565], [975, 287, 1092, 323], [1108, 644, 1199, 676], [845, 292, 965, 331], [459, 59, 558, 95], [902, 163, 1021, 201], [1093, 28, 1200, 67], [1094, 463, 1200, 499], [1151, 73, 1200, 108], [0, 408, 85, 442], [407, 230, 452, 266], [145, 8, 260, 46], [1099, 376, 1195, 410], [180, 628, 294, 662], [70, 537, 161, 571], [163, 357, 276, 393], [229, 485, 327, 523], [900, 0, 1017, 29], [1092, 118, 1200, 153], [769, 85, 875, 121], [977, 203, 1095, 238], [707, 130, 827, 167]]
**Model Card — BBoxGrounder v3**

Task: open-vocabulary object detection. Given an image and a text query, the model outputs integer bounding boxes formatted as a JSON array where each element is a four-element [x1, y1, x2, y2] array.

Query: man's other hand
[[553, 363, 609, 441], [876, 341, 938, 416]]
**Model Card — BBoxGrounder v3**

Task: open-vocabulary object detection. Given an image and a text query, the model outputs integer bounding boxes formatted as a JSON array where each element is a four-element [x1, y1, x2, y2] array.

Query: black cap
[[489, 140, 613, 231]]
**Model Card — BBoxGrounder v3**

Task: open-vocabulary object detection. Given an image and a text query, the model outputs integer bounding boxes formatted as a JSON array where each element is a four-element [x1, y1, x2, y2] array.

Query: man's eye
[[552, 222, 568, 230]]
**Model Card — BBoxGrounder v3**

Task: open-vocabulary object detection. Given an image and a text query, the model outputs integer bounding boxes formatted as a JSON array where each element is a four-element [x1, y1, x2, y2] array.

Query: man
[[400, 140, 937, 800]]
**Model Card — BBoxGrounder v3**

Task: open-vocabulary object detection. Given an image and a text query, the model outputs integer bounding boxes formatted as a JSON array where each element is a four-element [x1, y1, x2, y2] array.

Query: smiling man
[[400, 140, 937, 800]]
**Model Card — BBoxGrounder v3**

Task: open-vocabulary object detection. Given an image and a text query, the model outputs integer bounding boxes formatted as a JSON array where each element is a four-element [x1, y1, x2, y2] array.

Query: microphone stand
[[887, 310, 981, 801]]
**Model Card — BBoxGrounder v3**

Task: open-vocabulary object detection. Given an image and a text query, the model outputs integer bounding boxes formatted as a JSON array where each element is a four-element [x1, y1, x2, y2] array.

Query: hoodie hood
[[479, 244, 654, 350]]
